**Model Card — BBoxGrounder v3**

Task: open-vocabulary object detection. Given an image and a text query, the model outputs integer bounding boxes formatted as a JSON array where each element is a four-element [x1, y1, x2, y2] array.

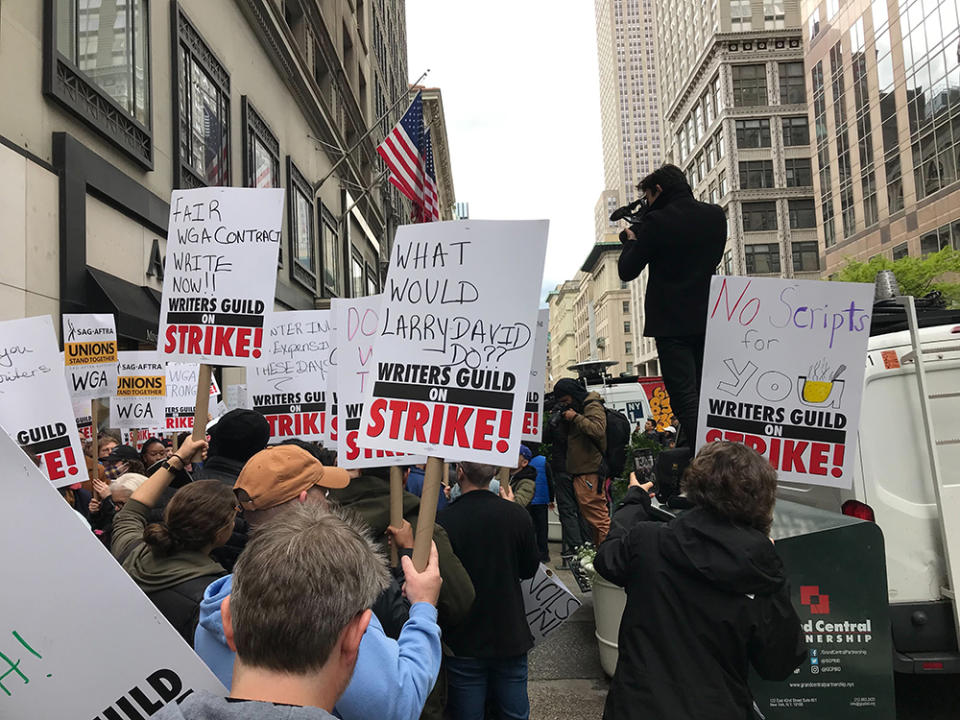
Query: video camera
[[609, 197, 649, 243]]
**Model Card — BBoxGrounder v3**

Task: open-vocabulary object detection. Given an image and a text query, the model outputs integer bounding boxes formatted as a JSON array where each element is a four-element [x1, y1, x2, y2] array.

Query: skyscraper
[[594, 0, 664, 375], [802, 0, 960, 271]]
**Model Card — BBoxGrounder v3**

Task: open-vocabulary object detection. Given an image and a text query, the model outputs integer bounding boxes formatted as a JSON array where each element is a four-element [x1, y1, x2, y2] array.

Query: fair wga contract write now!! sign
[[358, 220, 548, 465], [158, 187, 284, 366]]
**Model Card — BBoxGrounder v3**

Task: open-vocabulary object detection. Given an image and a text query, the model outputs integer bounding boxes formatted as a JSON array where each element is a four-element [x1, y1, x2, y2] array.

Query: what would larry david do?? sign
[[358, 220, 549, 465]]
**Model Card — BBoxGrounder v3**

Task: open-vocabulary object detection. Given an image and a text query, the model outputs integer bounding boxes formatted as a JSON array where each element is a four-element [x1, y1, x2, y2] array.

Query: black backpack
[[586, 400, 632, 479]]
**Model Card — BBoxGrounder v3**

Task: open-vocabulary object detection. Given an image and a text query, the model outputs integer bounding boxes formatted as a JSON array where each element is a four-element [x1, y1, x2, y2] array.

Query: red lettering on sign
[[163, 324, 261, 359]]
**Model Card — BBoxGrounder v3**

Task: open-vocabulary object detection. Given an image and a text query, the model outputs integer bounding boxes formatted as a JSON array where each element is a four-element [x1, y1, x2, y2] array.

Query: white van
[[777, 299, 960, 673]]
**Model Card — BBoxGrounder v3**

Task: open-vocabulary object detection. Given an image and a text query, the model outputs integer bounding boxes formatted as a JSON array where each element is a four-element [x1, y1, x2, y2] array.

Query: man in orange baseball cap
[[233, 444, 350, 516]]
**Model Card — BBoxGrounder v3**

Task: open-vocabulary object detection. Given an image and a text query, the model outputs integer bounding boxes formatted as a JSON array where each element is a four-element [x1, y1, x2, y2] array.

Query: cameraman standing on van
[[617, 164, 726, 447]]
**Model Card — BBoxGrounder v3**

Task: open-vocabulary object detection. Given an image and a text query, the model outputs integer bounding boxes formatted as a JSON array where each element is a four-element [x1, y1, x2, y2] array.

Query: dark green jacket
[[328, 475, 476, 629], [510, 465, 537, 507]]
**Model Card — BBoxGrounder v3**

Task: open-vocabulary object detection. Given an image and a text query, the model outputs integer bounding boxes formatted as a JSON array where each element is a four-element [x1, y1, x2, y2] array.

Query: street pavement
[[525, 545, 960, 719]]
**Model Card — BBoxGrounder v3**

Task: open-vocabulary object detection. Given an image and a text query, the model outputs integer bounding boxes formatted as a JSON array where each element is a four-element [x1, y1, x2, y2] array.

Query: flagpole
[[340, 168, 390, 223], [313, 70, 430, 194]]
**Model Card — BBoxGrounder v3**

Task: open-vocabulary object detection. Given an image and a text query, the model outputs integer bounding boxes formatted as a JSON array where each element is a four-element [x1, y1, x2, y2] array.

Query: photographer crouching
[[616, 164, 726, 447]]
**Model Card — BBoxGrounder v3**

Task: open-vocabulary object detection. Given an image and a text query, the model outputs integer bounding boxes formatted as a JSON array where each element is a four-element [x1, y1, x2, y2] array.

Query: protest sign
[[158, 187, 284, 366], [73, 399, 94, 442], [521, 309, 549, 442], [358, 220, 548, 465], [224, 383, 249, 410], [111, 351, 167, 430], [165, 362, 221, 432], [0, 316, 85, 486], [62, 314, 118, 400], [0, 431, 225, 716], [333, 296, 424, 468], [248, 310, 334, 441], [521, 564, 582, 643], [696, 276, 873, 488]]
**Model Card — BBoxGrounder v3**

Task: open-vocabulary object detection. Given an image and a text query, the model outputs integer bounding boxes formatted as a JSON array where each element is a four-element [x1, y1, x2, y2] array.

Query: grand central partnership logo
[[799, 585, 873, 645]]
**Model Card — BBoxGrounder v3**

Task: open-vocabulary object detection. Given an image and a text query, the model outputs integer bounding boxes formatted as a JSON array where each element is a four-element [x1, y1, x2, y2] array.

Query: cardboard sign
[[696, 277, 873, 488], [359, 220, 548, 464], [521, 309, 550, 442], [333, 296, 424, 468], [164, 363, 221, 432], [72, 399, 94, 442], [248, 310, 334, 441], [111, 352, 167, 430], [0, 430, 225, 716], [158, 187, 284, 366], [224, 384, 249, 410], [520, 563, 582, 643], [0, 316, 86, 486], [62, 314, 118, 400], [639, 377, 673, 430]]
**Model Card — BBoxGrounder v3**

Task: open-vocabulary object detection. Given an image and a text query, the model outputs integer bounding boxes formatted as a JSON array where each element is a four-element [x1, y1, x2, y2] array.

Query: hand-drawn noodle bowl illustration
[[797, 358, 846, 408]]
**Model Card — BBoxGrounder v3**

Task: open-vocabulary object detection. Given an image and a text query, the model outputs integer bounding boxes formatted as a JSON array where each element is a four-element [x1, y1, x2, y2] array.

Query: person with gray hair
[[89, 472, 149, 547], [157, 503, 397, 718]]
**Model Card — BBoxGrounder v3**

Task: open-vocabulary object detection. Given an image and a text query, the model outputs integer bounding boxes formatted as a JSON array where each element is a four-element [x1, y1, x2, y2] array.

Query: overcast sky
[[406, 1, 605, 304]]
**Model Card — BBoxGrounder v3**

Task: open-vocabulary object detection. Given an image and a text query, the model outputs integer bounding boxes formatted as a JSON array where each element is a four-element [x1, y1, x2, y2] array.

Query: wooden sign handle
[[88, 400, 99, 480], [186, 364, 212, 462], [389, 466, 404, 567], [411, 457, 444, 571]]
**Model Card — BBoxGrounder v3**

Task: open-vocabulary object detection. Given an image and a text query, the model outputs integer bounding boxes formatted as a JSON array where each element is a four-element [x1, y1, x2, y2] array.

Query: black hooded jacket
[[618, 186, 726, 338], [596, 488, 805, 720]]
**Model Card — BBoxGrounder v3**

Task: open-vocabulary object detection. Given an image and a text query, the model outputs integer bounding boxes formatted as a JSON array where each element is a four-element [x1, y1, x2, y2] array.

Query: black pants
[[528, 504, 550, 562], [655, 334, 706, 448], [554, 472, 590, 555]]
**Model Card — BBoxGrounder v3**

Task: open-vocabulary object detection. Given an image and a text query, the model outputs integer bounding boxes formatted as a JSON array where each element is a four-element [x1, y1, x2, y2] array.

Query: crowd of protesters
[[53, 385, 805, 720]]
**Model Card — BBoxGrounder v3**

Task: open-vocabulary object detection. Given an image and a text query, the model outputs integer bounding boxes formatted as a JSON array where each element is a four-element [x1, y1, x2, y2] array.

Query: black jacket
[[595, 488, 805, 720], [192, 456, 249, 572], [618, 188, 726, 338], [437, 490, 540, 659]]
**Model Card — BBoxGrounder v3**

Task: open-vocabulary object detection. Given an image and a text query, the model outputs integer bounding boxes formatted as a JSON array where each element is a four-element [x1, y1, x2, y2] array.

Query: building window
[[763, 0, 785, 29], [744, 244, 782, 274], [862, 172, 879, 227], [624, 321, 631, 334], [791, 241, 820, 271], [715, 127, 725, 159], [366, 263, 379, 295], [242, 98, 279, 189], [174, 8, 230, 188], [46, 0, 152, 167], [742, 202, 778, 232], [885, 156, 904, 213], [351, 254, 365, 297], [778, 62, 806, 104], [622, 300, 630, 314], [625, 341, 633, 355], [735, 119, 771, 148], [892, 243, 909, 260], [809, 7, 820, 40], [739, 160, 775, 189], [785, 158, 813, 187], [732, 65, 767, 107], [711, 75, 722, 116], [788, 199, 816, 228], [730, 0, 752, 31], [287, 158, 316, 291], [320, 205, 342, 297], [782, 116, 809, 146], [723, 249, 734, 275], [718, 169, 727, 196], [826, 0, 839, 20]]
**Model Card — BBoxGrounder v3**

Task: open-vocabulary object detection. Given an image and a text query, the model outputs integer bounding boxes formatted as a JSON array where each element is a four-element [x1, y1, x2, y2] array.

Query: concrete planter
[[592, 575, 627, 677]]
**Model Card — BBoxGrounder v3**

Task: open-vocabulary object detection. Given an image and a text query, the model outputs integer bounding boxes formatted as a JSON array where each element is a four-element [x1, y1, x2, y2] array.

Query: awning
[[86, 267, 161, 343]]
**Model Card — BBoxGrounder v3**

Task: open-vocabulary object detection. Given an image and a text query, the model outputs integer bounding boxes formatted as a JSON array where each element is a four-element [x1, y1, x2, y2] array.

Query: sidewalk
[[527, 542, 610, 719]]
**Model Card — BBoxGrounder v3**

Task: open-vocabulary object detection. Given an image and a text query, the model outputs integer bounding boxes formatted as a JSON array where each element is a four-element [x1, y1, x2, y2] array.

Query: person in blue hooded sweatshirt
[[194, 445, 443, 720]]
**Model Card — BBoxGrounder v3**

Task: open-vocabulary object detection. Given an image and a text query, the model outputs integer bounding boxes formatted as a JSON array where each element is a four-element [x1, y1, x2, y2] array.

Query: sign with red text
[[359, 220, 548, 464], [159, 187, 284, 366], [522, 309, 550, 442], [164, 363, 221, 432], [62, 314, 118, 400], [111, 352, 167, 430], [248, 310, 334, 441], [0, 431, 226, 718], [333, 296, 425, 469], [0, 316, 85, 486], [72, 399, 94, 442], [696, 276, 873, 488]]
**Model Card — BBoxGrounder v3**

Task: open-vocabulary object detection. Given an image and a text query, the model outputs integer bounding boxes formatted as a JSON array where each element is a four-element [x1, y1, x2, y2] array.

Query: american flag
[[376, 91, 440, 223], [203, 103, 228, 186]]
